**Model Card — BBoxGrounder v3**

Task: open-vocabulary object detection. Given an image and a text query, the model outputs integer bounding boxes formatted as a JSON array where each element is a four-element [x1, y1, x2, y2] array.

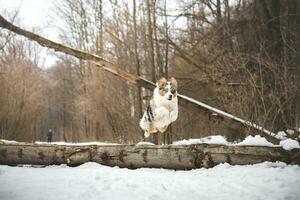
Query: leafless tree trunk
[[163, 0, 169, 78], [146, 0, 156, 83], [133, 0, 144, 140], [146, 0, 158, 144]]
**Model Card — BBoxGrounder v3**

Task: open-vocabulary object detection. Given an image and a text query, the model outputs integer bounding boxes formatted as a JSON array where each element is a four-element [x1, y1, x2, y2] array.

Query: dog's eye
[[171, 88, 176, 94]]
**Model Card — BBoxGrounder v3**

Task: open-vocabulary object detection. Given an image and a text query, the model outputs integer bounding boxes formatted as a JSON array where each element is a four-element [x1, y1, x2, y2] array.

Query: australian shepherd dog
[[140, 77, 178, 138]]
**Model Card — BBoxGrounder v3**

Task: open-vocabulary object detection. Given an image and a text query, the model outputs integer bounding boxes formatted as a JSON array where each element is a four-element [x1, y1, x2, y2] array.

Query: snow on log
[[0, 143, 299, 169], [0, 15, 280, 144]]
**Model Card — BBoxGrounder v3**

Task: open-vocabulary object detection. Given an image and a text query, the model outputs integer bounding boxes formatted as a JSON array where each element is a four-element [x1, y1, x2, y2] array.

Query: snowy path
[[0, 162, 299, 200]]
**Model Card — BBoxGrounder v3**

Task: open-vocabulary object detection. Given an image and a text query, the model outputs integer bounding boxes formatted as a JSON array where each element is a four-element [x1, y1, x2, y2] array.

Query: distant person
[[47, 129, 53, 143]]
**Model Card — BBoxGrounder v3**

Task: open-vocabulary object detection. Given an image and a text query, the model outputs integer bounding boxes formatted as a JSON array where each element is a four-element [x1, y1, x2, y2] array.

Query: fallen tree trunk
[[0, 15, 280, 144], [0, 143, 299, 169]]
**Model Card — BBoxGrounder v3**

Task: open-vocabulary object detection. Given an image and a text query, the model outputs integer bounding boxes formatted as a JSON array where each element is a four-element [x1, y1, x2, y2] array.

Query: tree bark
[[0, 143, 299, 169], [133, 0, 144, 140], [163, 0, 169, 78], [0, 14, 280, 144], [146, 0, 156, 83]]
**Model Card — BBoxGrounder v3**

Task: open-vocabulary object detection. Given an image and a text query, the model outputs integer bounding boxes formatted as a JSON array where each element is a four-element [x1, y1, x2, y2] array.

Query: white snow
[[280, 139, 300, 150], [0, 162, 299, 200], [172, 135, 300, 151], [275, 131, 288, 140], [34, 141, 120, 146], [2, 134, 300, 151], [286, 129, 295, 135], [172, 135, 300, 150], [136, 141, 155, 146], [0, 139, 121, 146], [235, 135, 275, 147], [173, 135, 228, 145], [0, 139, 25, 144]]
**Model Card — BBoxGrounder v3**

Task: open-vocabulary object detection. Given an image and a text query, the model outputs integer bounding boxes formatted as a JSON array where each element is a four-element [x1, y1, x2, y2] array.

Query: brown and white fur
[[139, 77, 178, 138]]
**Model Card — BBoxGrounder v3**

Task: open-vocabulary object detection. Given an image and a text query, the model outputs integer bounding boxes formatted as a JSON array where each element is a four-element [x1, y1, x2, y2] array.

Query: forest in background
[[0, 0, 299, 143]]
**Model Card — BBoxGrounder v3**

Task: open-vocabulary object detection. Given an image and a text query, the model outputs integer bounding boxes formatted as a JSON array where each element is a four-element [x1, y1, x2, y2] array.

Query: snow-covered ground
[[1, 136, 299, 200], [1, 134, 299, 150], [35, 141, 120, 146], [0, 139, 120, 146], [172, 135, 300, 150], [0, 162, 299, 200]]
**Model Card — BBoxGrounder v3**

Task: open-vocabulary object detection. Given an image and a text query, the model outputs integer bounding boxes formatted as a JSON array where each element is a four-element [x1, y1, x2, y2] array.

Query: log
[[0, 143, 299, 169], [0, 15, 280, 144]]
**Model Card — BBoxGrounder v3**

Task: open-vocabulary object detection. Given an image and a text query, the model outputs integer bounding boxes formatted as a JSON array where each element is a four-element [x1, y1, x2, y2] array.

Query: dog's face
[[157, 77, 178, 101]]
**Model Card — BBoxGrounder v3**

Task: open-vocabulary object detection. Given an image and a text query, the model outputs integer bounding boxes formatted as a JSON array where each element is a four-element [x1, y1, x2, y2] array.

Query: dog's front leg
[[170, 110, 178, 122]]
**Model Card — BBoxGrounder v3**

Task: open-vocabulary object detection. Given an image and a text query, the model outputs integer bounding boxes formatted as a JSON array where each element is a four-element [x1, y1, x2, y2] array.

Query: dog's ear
[[170, 77, 177, 88], [158, 77, 167, 88]]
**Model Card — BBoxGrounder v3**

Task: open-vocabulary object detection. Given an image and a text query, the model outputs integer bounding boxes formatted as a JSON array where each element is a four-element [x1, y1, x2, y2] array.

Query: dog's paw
[[144, 132, 150, 138], [154, 114, 160, 121], [158, 126, 168, 133]]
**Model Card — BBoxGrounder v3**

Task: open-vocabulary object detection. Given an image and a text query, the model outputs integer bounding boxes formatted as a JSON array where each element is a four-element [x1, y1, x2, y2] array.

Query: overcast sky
[[0, 0, 59, 67], [1, 0, 57, 34]]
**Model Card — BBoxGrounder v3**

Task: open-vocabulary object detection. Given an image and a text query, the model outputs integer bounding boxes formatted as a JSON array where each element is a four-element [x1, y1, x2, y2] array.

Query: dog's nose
[[168, 95, 172, 100]]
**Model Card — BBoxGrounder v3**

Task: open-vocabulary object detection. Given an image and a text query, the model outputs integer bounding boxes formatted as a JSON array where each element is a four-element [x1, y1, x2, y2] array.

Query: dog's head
[[156, 77, 178, 101]]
